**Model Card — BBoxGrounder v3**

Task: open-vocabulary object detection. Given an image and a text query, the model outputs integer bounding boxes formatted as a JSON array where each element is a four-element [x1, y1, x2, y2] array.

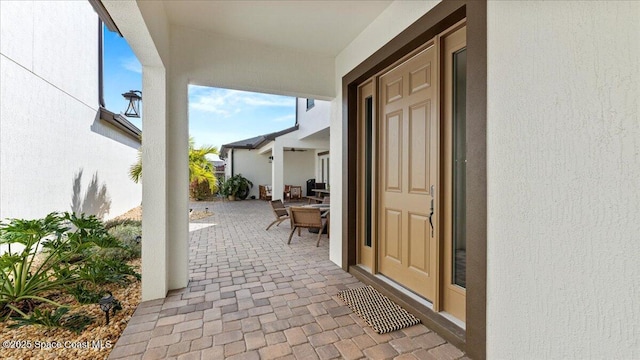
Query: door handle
[[428, 186, 435, 237]]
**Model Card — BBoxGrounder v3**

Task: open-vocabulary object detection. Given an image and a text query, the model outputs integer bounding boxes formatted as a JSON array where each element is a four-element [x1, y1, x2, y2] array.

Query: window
[[364, 96, 373, 247], [306, 98, 315, 111]]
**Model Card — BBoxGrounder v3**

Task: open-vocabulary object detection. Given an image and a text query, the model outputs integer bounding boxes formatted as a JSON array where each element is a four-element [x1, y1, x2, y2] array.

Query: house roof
[[99, 107, 142, 141], [219, 125, 299, 158]]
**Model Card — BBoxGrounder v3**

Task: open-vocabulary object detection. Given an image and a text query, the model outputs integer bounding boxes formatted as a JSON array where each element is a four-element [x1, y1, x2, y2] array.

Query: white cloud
[[188, 85, 294, 116], [121, 56, 141, 74]]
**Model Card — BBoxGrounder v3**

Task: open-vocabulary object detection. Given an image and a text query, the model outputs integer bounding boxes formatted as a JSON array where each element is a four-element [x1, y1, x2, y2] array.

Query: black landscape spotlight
[[99, 292, 115, 325]]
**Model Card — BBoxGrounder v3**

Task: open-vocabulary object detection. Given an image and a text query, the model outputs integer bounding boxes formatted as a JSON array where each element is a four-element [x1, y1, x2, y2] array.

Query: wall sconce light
[[268, 156, 274, 163], [122, 90, 142, 118]]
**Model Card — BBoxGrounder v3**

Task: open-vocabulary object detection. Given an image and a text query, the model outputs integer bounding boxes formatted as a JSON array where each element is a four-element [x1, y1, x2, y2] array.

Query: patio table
[[303, 204, 330, 233]]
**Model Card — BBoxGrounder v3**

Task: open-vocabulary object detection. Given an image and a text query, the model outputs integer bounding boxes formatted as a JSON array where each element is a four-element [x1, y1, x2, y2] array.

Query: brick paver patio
[[109, 200, 467, 360]]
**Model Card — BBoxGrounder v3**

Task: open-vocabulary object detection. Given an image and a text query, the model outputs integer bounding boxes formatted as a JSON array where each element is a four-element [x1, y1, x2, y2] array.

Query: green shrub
[[103, 218, 141, 230], [103, 224, 141, 261], [190, 179, 214, 200], [0, 212, 139, 323], [0, 213, 81, 317], [8, 307, 93, 334], [78, 258, 140, 286], [65, 283, 103, 305]]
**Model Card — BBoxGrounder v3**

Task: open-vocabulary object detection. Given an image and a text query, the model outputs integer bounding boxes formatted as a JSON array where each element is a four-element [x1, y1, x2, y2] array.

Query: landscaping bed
[[0, 260, 140, 360], [0, 211, 143, 360]]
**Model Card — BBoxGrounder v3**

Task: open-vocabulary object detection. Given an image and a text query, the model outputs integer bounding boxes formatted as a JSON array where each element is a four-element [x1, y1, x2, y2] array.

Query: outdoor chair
[[266, 200, 289, 230], [259, 185, 272, 200], [288, 207, 327, 247], [322, 196, 330, 204], [283, 185, 291, 202], [290, 185, 302, 200]]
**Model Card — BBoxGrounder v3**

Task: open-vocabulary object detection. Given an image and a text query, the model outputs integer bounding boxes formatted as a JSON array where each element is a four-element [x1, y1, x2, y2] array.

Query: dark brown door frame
[[340, 1, 486, 359]]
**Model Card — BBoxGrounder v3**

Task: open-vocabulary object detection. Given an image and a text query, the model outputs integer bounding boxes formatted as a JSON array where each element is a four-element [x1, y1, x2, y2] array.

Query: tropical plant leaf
[[0, 211, 136, 322], [78, 258, 140, 286], [8, 306, 93, 334], [129, 150, 142, 183], [65, 283, 104, 305]]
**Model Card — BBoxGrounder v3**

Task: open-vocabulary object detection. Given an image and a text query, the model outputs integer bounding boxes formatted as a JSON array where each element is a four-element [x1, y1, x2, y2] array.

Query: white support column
[[167, 76, 189, 291], [272, 142, 285, 201], [141, 66, 169, 301]]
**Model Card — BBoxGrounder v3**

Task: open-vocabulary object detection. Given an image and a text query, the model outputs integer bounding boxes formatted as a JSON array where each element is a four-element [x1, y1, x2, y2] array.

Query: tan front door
[[378, 43, 438, 301]]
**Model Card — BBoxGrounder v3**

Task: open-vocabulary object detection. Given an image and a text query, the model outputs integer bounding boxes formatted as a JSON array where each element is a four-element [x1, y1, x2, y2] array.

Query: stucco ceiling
[[162, 1, 393, 56]]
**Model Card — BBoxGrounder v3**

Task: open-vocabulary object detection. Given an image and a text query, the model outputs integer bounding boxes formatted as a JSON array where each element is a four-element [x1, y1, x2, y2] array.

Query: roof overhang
[[88, 0, 121, 35], [99, 107, 142, 142], [220, 125, 299, 157]]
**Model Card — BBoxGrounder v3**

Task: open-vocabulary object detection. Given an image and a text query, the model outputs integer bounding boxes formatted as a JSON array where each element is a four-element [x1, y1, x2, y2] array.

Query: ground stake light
[[99, 293, 115, 325], [122, 90, 142, 118]]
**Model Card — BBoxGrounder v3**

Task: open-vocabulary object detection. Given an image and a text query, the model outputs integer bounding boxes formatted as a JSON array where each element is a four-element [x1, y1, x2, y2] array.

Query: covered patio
[[108, 200, 465, 359]]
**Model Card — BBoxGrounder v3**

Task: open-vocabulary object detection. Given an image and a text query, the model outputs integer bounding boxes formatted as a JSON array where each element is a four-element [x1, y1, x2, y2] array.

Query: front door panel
[[379, 45, 438, 301]]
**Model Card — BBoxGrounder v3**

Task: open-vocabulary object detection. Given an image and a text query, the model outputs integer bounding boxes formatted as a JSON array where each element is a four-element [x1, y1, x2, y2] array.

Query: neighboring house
[[220, 98, 330, 200], [211, 160, 225, 183], [0, 2, 141, 228], [98, 1, 640, 359]]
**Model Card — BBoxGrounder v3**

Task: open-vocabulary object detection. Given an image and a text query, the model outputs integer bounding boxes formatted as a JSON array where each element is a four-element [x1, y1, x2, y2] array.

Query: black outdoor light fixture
[[99, 292, 116, 325], [122, 90, 142, 118]]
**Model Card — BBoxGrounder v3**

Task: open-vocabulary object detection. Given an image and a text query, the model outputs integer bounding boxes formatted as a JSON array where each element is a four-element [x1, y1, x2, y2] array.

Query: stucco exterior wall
[[0, 1, 141, 223], [232, 149, 272, 200], [486, 1, 640, 358], [296, 98, 330, 140], [283, 151, 315, 196]]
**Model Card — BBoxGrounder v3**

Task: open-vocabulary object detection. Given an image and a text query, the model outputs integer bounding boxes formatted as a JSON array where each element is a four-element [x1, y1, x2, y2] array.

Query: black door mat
[[337, 285, 421, 334]]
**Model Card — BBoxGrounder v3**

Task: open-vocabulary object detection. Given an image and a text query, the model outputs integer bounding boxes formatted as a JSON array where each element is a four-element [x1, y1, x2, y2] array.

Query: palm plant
[[129, 136, 219, 193], [188, 137, 219, 193]]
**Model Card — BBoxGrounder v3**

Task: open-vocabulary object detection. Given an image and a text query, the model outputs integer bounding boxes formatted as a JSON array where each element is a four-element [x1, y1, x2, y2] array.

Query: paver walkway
[[109, 200, 467, 360]]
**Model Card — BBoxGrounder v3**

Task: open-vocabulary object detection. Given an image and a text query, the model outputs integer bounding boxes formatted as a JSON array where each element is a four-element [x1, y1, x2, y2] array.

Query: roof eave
[[99, 107, 142, 142], [88, 0, 122, 36]]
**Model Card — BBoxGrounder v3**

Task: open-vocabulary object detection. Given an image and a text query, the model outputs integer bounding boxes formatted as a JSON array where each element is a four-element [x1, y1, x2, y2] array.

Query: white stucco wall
[[296, 98, 331, 140], [232, 149, 272, 199], [486, 1, 640, 358], [0, 1, 141, 223], [283, 151, 315, 196]]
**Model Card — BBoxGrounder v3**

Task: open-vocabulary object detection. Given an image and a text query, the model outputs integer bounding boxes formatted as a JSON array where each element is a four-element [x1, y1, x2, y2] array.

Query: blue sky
[[102, 27, 297, 154]]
